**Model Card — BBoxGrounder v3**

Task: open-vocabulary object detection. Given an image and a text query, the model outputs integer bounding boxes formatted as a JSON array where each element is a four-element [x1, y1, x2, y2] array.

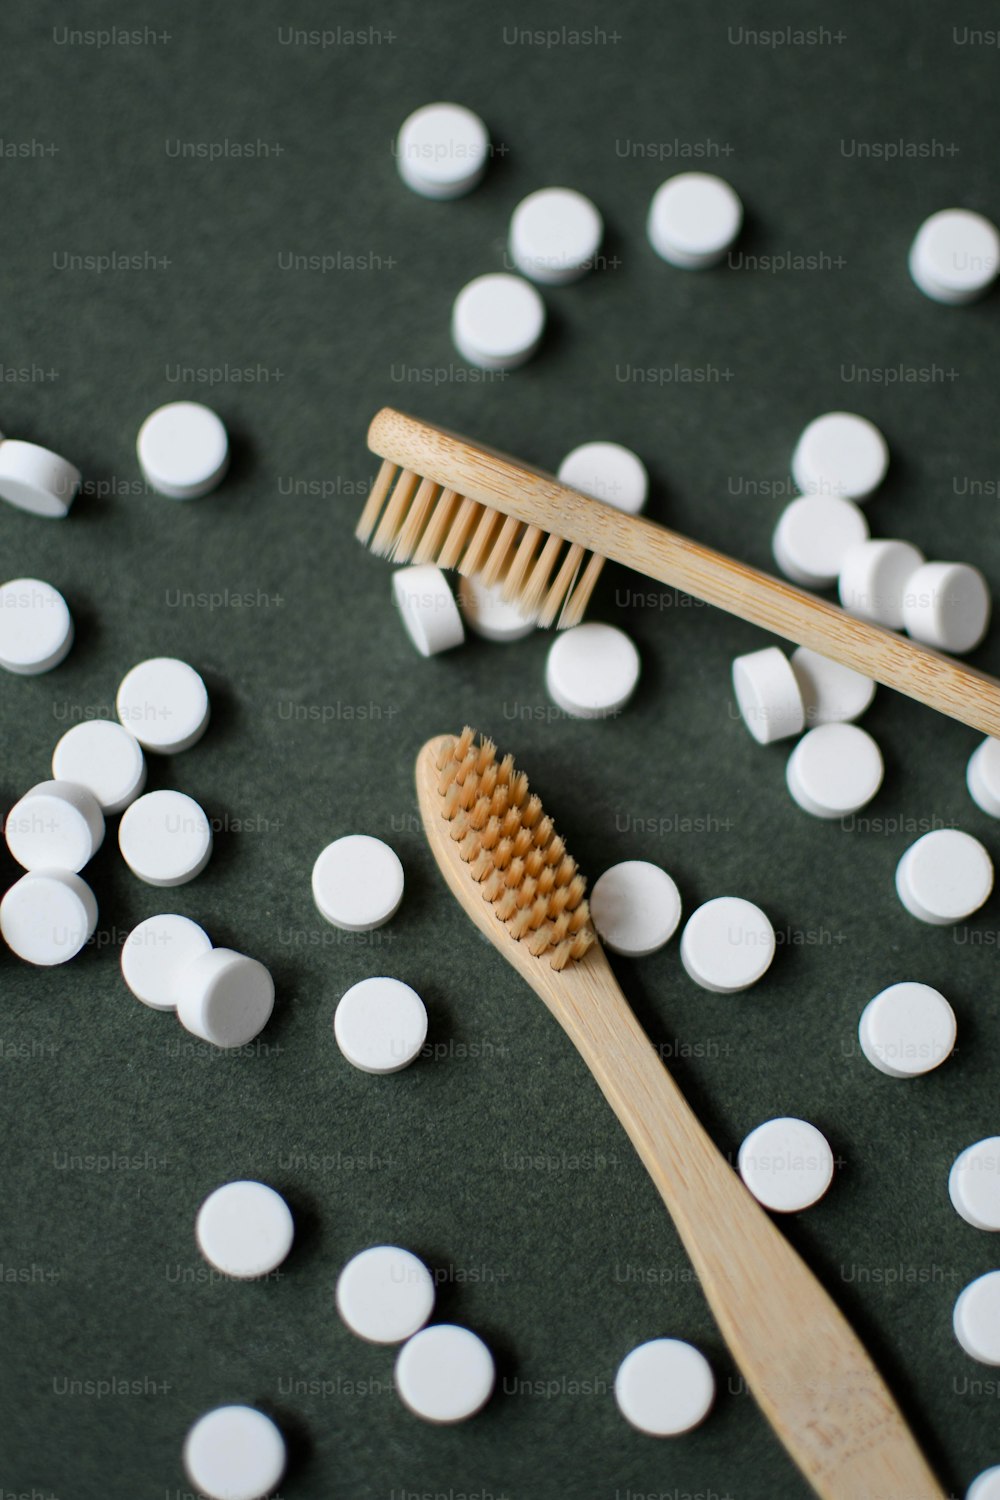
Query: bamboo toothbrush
[[358, 406, 1000, 738], [416, 727, 944, 1500]]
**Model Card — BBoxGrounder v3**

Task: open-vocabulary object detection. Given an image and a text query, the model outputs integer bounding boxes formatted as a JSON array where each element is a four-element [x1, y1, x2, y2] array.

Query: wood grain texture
[[371, 407, 1000, 737], [416, 734, 945, 1500]]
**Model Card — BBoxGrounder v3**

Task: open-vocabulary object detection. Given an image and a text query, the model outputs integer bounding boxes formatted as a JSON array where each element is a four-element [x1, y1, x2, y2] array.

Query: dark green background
[[2, 3, 999, 1496]]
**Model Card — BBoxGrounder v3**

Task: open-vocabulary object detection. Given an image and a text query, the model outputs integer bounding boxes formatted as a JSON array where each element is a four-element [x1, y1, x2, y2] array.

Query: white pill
[[680, 897, 775, 994], [773, 495, 870, 589], [137, 402, 229, 499], [732, 646, 805, 744], [786, 724, 883, 820], [336, 1245, 435, 1343], [116, 657, 210, 753], [791, 412, 889, 502], [312, 834, 404, 932], [118, 789, 212, 887], [0, 577, 73, 675], [647, 172, 742, 269], [5, 780, 104, 873], [452, 273, 545, 370], [334, 976, 428, 1074], [954, 1271, 1000, 1365], [509, 187, 603, 284], [738, 1117, 835, 1213], [391, 565, 464, 656], [0, 439, 81, 519], [0, 870, 97, 966], [195, 1180, 294, 1279], [176, 948, 275, 1049], [949, 1138, 1000, 1232], [909, 209, 1000, 305], [968, 1468, 1000, 1500], [901, 561, 991, 654], [121, 914, 212, 1011], [790, 646, 875, 726], [968, 738, 1000, 818], [838, 539, 925, 630], [183, 1404, 285, 1500], [896, 829, 993, 925], [614, 1338, 715, 1436], [396, 102, 489, 200], [858, 982, 957, 1078], [546, 622, 640, 719], [458, 575, 534, 642], [558, 441, 649, 516], [395, 1324, 494, 1424], [590, 861, 682, 957], [52, 721, 146, 815]]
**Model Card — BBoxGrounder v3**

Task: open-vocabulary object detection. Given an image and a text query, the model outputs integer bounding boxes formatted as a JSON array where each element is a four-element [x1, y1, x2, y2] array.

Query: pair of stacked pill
[[121, 915, 274, 1048], [732, 641, 883, 821], [1, 657, 212, 967], [775, 411, 991, 654], [337, 1245, 495, 1424]]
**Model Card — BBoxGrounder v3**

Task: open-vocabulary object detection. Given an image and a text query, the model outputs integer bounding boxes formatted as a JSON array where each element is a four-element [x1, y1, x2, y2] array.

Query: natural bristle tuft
[[434, 729, 595, 968]]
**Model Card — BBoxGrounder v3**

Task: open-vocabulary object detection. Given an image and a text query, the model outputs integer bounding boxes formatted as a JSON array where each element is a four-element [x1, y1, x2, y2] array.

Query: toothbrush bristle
[[434, 728, 595, 969], [356, 460, 604, 628]]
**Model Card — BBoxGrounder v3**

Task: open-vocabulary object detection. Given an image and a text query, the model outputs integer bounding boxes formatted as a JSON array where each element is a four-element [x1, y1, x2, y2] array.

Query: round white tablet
[[858, 982, 956, 1078], [5, 780, 105, 873], [52, 721, 146, 815], [790, 646, 875, 726], [312, 834, 404, 931], [195, 1180, 294, 1279], [614, 1338, 715, 1436], [647, 172, 742, 269], [680, 897, 775, 994], [336, 1245, 435, 1343], [954, 1271, 1000, 1364], [590, 861, 681, 957], [909, 209, 1000, 305], [968, 1467, 1000, 1500], [176, 948, 275, 1049], [396, 102, 489, 200], [545, 622, 640, 719], [838, 539, 925, 630], [901, 561, 991, 654], [786, 724, 884, 820], [509, 187, 603, 284], [773, 495, 870, 589], [0, 440, 81, 519], [0, 870, 97, 966], [0, 578, 73, 675], [732, 646, 805, 744], [121, 914, 212, 1011], [334, 976, 428, 1074], [558, 441, 649, 516], [949, 1138, 1000, 1232], [118, 789, 212, 887], [116, 657, 210, 754], [967, 738, 1000, 818], [451, 273, 546, 370], [395, 1324, 494, 1424], [737, 1117, 835, 1212], [137, 402, 229, 499], [458, 575, 535, 642], [391, 565, 464, 656], [895, 829, 993, 925], [183, 1404, 285, 1500], [791, 412, 889, 502]]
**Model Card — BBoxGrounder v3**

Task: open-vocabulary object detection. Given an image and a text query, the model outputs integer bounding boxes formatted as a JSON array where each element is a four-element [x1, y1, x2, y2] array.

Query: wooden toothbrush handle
[[546, 951, 945, 1500], [370, 406, 1000, 737]]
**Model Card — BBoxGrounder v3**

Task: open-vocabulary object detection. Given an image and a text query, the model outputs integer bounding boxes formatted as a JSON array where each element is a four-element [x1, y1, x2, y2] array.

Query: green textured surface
[[2, 2, 1000, 1497]]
